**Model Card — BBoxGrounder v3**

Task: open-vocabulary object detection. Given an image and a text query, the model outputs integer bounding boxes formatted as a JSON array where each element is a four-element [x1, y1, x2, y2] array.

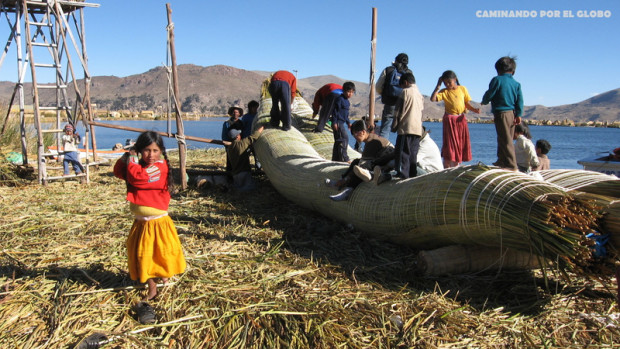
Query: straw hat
[[228, 106, 243, 116]]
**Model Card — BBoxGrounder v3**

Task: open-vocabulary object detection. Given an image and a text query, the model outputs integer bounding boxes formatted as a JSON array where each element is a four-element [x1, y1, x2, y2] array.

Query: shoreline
[[32, 115, 620, 128]]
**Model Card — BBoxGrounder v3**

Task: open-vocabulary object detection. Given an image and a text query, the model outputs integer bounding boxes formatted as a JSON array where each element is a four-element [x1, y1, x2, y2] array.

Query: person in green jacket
[[225, 125, 264, 191]]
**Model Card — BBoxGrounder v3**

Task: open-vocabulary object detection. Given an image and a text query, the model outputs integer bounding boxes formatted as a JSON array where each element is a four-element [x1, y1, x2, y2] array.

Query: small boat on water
[[578, 148, 620, 177]]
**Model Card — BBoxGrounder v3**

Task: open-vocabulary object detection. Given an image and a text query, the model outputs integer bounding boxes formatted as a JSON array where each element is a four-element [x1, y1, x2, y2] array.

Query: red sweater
[[312, 83, 343, 114], [114, 156, 171, 211], [271, 70, 297, 101]]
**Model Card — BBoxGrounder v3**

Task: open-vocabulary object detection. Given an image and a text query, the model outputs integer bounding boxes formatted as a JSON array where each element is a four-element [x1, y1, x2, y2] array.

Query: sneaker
[[330, 187, 353, 201], [353, 165, 372, 182], [372, 166, 382, 185], [134, 301, 156, 324]]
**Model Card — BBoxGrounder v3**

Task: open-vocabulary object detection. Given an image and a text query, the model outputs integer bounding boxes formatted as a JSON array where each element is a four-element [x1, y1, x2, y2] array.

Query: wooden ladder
[[22, 0, 89, 184]]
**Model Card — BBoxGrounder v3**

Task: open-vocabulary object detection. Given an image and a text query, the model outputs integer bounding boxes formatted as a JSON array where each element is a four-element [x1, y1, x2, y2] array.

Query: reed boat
[[578, 150, 620, 177], [251, 82, 620, 273]]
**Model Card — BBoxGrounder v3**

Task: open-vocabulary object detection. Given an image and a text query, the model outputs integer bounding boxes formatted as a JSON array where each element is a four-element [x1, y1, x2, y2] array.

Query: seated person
[[533, 139, 551, 171], [327, 120, 395, 201], [224, 125, 264, 191]]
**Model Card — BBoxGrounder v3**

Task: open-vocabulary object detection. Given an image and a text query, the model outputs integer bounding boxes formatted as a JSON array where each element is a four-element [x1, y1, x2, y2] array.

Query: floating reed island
[[1, 86, 620, 347]]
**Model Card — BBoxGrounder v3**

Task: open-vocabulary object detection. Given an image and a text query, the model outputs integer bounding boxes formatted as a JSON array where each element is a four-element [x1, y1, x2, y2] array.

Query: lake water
[[75, 119, 619, 170]]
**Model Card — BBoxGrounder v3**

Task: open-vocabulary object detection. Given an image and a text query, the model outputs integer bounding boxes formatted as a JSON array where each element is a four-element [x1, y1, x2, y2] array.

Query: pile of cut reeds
[[1, 149, 620, 347]]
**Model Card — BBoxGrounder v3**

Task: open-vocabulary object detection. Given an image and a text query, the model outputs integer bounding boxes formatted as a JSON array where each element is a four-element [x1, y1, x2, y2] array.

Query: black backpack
[[381, 67, 404, 105]]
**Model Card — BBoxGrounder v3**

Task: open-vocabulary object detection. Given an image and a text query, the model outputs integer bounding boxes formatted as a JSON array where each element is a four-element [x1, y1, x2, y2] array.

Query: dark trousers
[[395, 134, 421, 179], [493, 110, 517, 170], [341, 158, 363, 189], [331, 122, 349, 162], [315, 92, 339, 132], [269, 80, 292, 130], [378, 104, 396, 138]]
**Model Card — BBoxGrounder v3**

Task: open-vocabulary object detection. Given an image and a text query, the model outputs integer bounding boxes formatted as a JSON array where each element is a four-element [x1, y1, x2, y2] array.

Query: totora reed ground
[[1, 148, 619, 348]]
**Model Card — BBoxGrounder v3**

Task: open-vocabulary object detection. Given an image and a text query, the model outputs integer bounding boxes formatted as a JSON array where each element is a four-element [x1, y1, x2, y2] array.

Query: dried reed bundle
[[417, 245, 540, 276], [539, 169, 620, 198]]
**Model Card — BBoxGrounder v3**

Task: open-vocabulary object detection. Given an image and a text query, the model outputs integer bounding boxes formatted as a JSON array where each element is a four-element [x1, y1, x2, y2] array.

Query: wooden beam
[[88, 121, 225, 146], [166, 3, 187, 189], [368, 8, 377, 130]]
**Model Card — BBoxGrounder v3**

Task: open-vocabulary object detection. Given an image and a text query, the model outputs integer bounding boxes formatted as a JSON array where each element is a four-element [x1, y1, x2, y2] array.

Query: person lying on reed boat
[[326, 120, 395, 201]]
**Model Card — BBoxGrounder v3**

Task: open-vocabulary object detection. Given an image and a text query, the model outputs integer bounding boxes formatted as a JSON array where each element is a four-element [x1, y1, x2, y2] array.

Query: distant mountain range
[[1, 64, 619, 123]]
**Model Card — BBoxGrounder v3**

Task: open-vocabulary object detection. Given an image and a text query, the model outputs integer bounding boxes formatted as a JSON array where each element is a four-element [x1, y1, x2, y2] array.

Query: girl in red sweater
[[114, 131, 186, 313]]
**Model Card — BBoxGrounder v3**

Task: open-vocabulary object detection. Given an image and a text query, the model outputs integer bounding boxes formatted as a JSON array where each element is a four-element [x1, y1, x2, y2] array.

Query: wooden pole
[[88, 121, 224, 146], [15, 4, 27, 165], [368, 8, 377, 130], [80, 8, 97, 167], [22, 0, 44, 183], [166, 3, 187, 189]]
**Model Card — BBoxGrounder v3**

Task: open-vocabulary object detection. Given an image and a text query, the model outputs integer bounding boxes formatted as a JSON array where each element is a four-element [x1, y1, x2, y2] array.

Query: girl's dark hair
[[134, 131, 174, 192], [514, 123, 532, 139], [441, 70, 460, 85]]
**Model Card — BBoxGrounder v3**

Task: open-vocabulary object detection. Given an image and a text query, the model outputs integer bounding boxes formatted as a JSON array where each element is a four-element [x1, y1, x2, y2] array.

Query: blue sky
[[2, 0, 618, 107]]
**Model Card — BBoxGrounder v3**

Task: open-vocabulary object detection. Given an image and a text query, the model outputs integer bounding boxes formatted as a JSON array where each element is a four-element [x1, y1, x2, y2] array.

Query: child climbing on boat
[[513, 123, 539, 173], [430, 70, 480, 168], [327, 120, 395, 201], [331, 82, 356, 163], [113, 131, 186, 324], [61, 123, 84, 177]]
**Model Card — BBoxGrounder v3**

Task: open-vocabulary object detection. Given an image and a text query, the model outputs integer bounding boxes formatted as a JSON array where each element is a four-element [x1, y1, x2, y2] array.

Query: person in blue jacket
[[330, 81, 356, 162]]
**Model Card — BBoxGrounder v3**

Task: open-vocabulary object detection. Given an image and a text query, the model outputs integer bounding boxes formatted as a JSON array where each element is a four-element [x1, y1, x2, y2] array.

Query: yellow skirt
[[126, 214, 186, 283]]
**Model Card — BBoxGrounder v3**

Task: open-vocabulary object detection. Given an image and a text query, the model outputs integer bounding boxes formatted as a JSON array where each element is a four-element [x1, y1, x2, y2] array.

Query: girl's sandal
[[134, 301, 156, 324], [75, 332, 108, 349]]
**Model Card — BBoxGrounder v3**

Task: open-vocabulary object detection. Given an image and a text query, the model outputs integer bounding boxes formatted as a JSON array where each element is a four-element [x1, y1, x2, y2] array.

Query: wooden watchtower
[[0, 0, 99, 184]]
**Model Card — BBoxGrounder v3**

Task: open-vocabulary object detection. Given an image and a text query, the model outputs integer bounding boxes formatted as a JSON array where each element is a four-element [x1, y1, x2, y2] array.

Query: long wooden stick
[[88, 120, 224, 145], [368, 8, 377, 130], [61, 281, 177, 297], [166, 4, 187, 189]]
